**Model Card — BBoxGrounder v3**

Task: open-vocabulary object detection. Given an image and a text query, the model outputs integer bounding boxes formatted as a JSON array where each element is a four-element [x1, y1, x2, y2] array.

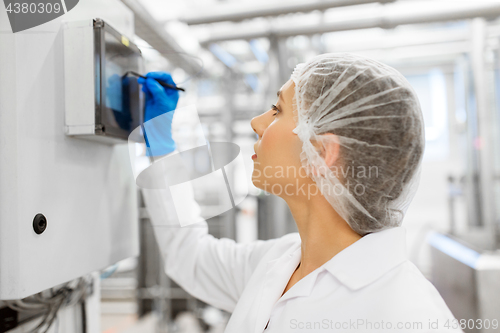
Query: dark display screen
[[95, 20, 143, 139]]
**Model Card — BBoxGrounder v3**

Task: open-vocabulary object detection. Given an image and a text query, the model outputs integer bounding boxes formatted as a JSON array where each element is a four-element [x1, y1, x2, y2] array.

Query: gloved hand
[[138, 72, 180, 156]]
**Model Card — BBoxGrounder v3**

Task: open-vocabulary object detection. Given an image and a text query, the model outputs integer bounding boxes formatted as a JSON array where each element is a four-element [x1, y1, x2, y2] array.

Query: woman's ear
[[319, 133, 340, 168]]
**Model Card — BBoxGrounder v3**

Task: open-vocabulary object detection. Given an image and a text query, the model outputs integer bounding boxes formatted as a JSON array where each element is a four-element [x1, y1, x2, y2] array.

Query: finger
[[137, 77, 146, 85], [141, 82, 153, 101], [144, 89, 153, 102], [145, 77, 167, 99], [164, 88, 179, 101], [146, 72, 176, 86]]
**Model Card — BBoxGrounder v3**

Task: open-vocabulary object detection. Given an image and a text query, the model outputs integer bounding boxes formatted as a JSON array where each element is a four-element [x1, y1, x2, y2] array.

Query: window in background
[[406, 69, 449, 161]]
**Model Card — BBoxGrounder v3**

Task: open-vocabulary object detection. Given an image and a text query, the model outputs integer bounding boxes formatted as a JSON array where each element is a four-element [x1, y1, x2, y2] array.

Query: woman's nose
[[250, 115, 262, 137], [251, 113, 269, 138]]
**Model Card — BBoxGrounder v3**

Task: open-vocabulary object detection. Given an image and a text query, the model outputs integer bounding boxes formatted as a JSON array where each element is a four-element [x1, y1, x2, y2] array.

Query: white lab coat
[[142, 183, 463, 333]]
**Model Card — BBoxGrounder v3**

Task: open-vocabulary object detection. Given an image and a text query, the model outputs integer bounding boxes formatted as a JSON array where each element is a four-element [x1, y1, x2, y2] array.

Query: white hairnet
[[290, 53, 425, 236]]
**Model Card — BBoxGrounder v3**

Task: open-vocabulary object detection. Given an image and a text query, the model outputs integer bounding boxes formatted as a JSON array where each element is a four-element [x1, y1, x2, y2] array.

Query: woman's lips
[[252, 154, 257, 160]]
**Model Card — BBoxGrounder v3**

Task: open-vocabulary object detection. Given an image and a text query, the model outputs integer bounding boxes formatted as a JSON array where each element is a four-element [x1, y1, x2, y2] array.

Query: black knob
[[33, 214, 47, 234]]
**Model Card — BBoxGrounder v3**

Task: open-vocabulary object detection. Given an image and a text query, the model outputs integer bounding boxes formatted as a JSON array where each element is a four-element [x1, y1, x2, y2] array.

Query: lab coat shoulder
[[204, 231, 301, 291], [249, 232, 301, 267], [169, 231, 300, 313], [292, 226, 464, 332], [390, 261, 455, 313], [152, 227, 283, 313], [334, 259, 463, 332]]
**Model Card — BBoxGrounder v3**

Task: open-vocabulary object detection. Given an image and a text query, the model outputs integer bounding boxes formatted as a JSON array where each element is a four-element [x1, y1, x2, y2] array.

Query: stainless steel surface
[[430, 234, 500, 333], [477, 266, 500, 325], [430, 246, 479, 332]]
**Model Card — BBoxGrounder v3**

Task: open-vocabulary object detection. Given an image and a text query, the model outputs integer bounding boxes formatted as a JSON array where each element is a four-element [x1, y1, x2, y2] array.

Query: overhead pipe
[[120, 0, 202, 75], [199, 2, 500, 45], [181, 0, 392, 25]]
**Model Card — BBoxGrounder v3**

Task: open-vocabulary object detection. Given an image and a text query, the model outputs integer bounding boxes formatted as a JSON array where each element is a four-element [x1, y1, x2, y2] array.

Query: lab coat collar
[[277, 254, 320, 303], [323, 226, 407, 290], [252, 228, 406, 333]]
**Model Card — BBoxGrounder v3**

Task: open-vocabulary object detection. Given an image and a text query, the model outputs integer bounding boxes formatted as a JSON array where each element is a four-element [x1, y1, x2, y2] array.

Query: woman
[[140, 54, 462, 332]]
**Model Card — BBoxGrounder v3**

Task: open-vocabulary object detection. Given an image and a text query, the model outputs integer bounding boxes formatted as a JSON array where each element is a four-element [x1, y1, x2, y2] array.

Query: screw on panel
[[33, 214, 47, 234], [93, 18, 104, 28], [95, 124, 105, 134]]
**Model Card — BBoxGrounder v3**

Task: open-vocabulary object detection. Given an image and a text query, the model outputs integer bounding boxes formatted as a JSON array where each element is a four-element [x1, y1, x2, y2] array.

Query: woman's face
[[250, 80, 311, 197]]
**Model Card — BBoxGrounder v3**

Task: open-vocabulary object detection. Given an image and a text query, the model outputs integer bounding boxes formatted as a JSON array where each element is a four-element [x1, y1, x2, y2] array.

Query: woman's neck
[[284, 188, 363, 279]]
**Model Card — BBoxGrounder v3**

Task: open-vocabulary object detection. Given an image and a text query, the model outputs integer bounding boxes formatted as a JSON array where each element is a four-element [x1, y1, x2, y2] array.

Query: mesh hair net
[[290, 53, 425, 236]]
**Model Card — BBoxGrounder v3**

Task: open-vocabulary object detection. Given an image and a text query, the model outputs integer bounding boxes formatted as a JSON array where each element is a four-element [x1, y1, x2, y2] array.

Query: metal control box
[[0, 8, 139, 300], [63, 18, 143, 143]]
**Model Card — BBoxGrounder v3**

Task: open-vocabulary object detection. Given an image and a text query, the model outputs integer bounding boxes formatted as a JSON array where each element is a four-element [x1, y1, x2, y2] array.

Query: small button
[[33, 214, 47, 235]]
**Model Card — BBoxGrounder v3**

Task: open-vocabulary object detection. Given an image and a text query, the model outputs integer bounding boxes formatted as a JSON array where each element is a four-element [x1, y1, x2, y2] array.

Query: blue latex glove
[[138, 72, 180, 156]]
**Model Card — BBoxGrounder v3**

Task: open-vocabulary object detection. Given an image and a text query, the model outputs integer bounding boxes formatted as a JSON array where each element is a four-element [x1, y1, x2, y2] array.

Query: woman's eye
[[271, 104, 280, 116]]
